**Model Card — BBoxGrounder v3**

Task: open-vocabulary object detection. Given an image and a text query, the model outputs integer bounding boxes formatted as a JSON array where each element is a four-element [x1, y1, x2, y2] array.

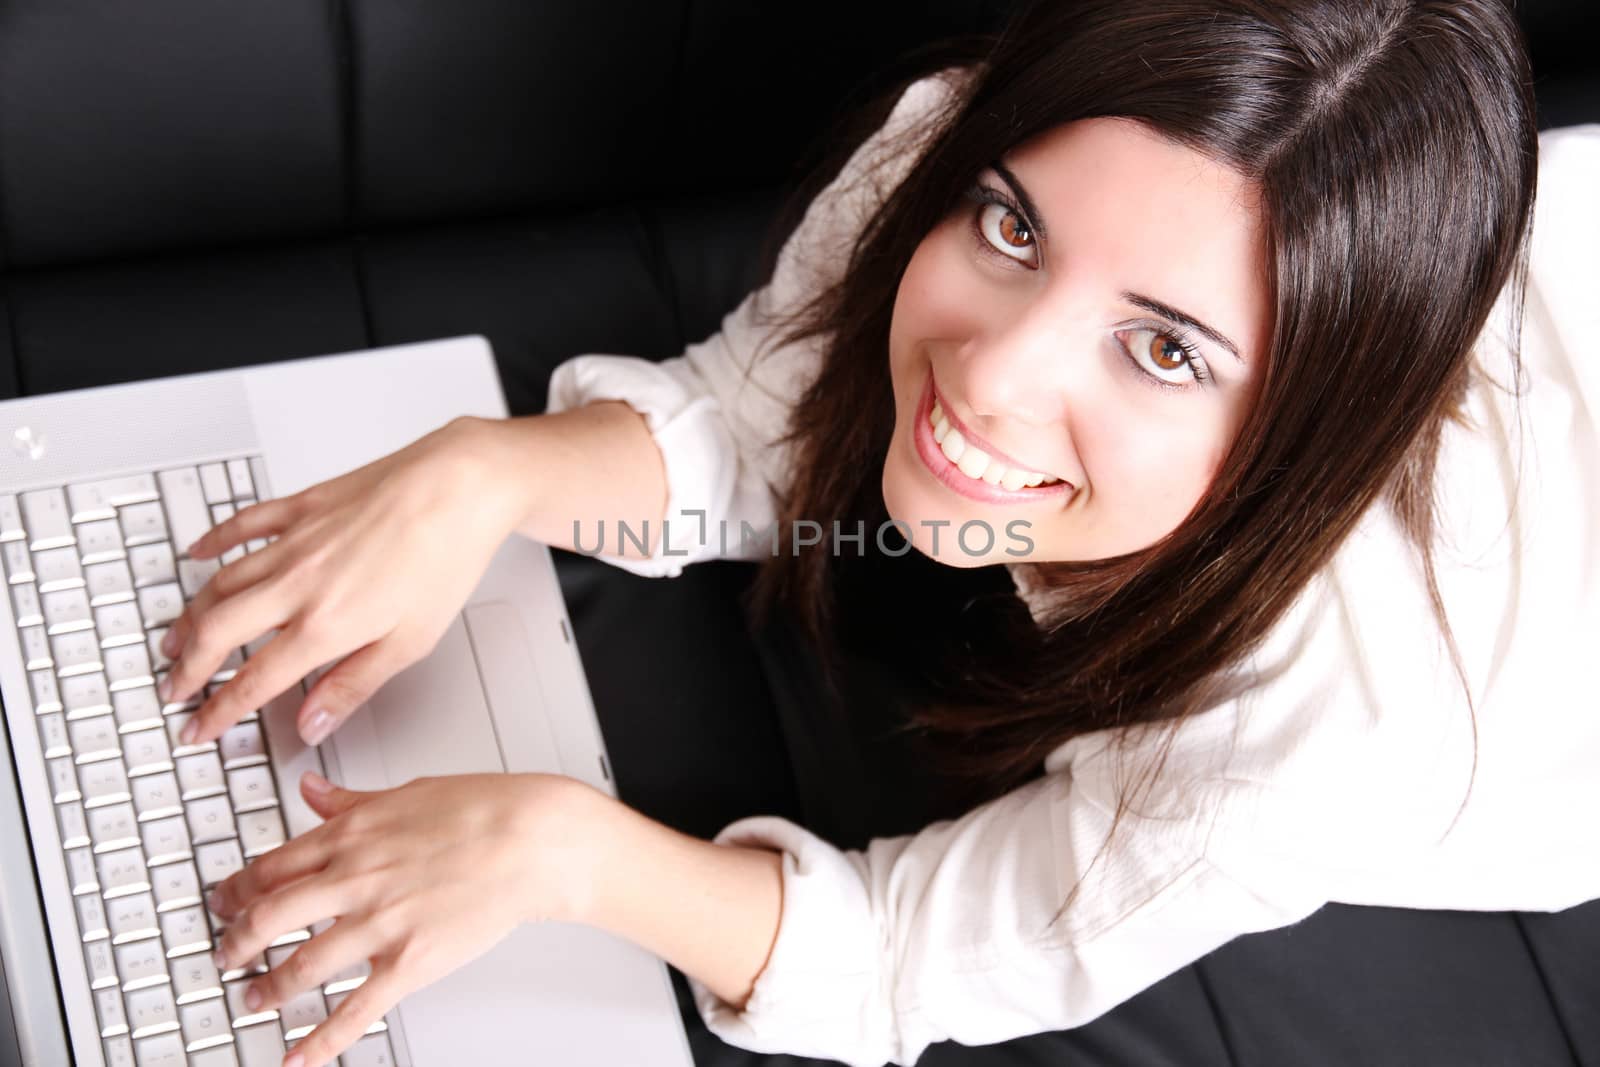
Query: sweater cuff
[[544, 353, 739, 578], [687, 816, 899, 1067]]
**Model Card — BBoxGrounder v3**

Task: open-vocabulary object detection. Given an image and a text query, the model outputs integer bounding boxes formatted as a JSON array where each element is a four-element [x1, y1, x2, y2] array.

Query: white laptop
[[0, 336, 696, 1067]]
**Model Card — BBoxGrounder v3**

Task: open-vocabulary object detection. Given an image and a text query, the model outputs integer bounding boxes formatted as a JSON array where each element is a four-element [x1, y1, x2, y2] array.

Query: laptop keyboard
[[2, 459, 397, 1067]]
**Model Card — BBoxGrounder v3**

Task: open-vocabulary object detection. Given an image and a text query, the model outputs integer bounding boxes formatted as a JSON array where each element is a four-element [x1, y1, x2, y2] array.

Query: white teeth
[[928, 400, 1062, 490]]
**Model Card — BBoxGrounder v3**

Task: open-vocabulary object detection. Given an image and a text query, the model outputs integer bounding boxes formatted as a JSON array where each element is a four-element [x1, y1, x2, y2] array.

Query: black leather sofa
[[0, 2, 1595, 1065]]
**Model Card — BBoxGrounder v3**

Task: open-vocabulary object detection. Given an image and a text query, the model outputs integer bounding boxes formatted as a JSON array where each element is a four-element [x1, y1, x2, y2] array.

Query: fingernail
[[212, 947, 227, 971], [180, 720, 198, 746], [301, 708, 332, 746], [282, 1053, 305, 1067], [160, 629, 180, 658], [244, 984, 262, 1011], [157, 675, 173, 703], [205, 889, 224, 914], [185, 538, 204, 557]]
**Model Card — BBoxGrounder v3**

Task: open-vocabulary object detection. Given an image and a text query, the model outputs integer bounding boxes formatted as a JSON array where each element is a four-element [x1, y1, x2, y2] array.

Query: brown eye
[[1148, 334, 1188, 371], [976, 202, 1037, 265]]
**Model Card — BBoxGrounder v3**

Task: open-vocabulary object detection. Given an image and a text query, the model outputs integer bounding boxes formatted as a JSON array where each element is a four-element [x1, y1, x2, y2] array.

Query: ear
[[300, 771, 365, 818]]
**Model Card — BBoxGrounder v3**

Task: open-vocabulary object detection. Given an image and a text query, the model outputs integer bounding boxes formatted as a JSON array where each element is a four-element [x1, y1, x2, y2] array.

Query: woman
[[156, 1, 1598, 1064]]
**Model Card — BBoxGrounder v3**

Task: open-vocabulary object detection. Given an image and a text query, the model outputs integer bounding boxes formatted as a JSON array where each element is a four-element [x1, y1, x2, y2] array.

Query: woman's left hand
[[206, 769, 595, 1067]]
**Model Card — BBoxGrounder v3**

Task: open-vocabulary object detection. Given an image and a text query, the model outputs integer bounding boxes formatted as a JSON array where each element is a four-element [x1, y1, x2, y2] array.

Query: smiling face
[[884, 116, 1274, 567]]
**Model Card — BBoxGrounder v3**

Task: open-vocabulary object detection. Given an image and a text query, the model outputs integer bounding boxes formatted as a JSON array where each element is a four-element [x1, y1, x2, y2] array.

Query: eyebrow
[[989, 161, 1247, 366]]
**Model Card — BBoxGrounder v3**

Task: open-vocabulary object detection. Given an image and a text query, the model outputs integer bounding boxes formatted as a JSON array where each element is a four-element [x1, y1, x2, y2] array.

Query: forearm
[[554, 780, 784, 1011], [458, 403, 669, 560]]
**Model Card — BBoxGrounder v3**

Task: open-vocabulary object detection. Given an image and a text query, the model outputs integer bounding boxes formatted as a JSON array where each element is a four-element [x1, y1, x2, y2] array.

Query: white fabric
[[545, 69, 1600, 1067]]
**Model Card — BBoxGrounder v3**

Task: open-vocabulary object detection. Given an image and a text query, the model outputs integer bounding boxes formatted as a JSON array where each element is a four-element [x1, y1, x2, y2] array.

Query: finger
[[243, 918, 369, 1011], [288, 963, 403, 1067], [182, 618, 317, 747], [300, 771, 366, 820], [216, 871, 349, 970], [297, 637, 419, 747], [186, 495, 298, 559], [210, 823, 334, 919], [160, 544, 287, 699]]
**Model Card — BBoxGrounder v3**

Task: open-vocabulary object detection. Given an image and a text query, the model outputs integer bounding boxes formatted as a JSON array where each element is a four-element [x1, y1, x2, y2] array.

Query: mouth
[[912, 373, 1075, 507]]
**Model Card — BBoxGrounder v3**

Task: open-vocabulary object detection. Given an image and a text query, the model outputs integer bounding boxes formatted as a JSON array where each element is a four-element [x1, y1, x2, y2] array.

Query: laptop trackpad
[[335, 616, 506, 789]]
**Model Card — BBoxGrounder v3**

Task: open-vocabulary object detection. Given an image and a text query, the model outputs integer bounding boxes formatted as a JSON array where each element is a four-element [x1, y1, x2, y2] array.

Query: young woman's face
[[884, 117, 1273, 567]]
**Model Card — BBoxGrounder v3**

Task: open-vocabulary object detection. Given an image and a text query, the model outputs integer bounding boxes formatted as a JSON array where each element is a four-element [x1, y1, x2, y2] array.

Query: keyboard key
[[151, 860, 202, 913], [94, 983, 129, 1037], [119, 503, 169, 546], [34, 544, 86, 591], [159, 905, 211, 959], [28, 666, 63, 713], [171, 949, 222, 1003], [89, 801, 140, 853], [38, 711, 71, 759], [128, 542, 178, 588], [177, 752, 226, 799], [104, 1033, 137, 1067], [51, 628, 103, 675], [69, 474, 159, 521], [11, 581, 42, 626], [97, 601, 147, 646], [78, 518, 127, 565], [198, 464, 232, 506], [66, 846, 99, 894], [129, 1036, 184, 1067], [226, 461, 254, 501], [49, 756, 83, 804], [62, 671, 113, 718], [115, 687, 165, 734], [115, 936, 169, 990], [227, 766, 277, 813], [20, 624, 51, 668], [42, 585, 94, 633], [124, 727, 174, 778], [0, 493, 22, 541], [108, 892, 159, 945], [186, 795, 237, 845], [179, 556, 221, 599], [86, 938, 119, 989], [341, 1033, 397, 1067], [87, 559, 137, 605], [322, 958, 371, 997], [77, 890, 110, 941], [137, 583, 184, 629], [141, 815, 192, 866], [189, 1044, 240, 1067], [224, 980, 279, 1028], [209, 502, 236, 527], [70, 715, 121, 764], [237, 808, 285, 858], [106, 643, 155, 689], [194, 839, 244, 887], [157, 468, 212, 554], [166, 712, 214, 757], [20, 487, 75, 550], [279, 987, 328, 1041], [232, 1021, 285, 1067], [82, 759, 132, 808], [57, 799, 90, 849], [126, 983, 179, 1039], [179, 994, 233, 1050], [2, 539, 34, 583], [218, 722, 266, 769], [132, 772, 183, 822], [97, 846, 150, 899]]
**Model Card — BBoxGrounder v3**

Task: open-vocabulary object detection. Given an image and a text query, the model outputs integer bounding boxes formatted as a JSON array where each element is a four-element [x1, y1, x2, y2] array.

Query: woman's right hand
[[159, 415, 532, 748]]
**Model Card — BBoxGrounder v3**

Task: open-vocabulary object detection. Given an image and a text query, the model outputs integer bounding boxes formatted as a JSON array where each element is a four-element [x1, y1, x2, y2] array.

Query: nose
[[952, 291, 1100, 431]]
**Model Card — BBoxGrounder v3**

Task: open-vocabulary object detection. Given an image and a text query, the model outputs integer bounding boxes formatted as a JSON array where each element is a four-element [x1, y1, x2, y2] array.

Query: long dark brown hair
[[744, 0, 1537, 901]]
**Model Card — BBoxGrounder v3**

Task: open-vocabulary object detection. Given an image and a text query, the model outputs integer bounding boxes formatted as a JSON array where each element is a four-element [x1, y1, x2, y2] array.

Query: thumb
[[300, 770, 362, 816], [298, 639, 408, 746]]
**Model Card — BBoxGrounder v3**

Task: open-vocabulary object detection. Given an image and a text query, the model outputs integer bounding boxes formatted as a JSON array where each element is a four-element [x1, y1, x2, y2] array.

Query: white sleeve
[[543, 69, 968, 578]]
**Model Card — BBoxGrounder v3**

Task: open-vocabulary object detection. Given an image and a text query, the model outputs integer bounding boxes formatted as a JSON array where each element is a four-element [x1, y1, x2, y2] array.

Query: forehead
[[1006, 117, 1273, 358]]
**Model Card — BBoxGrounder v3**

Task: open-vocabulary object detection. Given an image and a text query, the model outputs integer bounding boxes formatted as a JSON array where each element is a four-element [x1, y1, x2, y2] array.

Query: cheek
[[1083, 411, 1230, 537], [891, 222, 980, 355]]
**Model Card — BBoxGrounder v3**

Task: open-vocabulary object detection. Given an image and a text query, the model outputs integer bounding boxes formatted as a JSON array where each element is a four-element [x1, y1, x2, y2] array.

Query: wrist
[[445, 414, 546, 537]]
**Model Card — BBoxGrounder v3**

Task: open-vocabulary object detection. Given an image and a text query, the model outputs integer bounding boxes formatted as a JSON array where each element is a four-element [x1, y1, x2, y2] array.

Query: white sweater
[[545, 70, 1600, 1067]]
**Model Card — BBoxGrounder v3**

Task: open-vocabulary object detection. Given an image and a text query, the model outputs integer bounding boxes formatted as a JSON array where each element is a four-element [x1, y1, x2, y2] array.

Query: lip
[[914, 373, 1074, 506]]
